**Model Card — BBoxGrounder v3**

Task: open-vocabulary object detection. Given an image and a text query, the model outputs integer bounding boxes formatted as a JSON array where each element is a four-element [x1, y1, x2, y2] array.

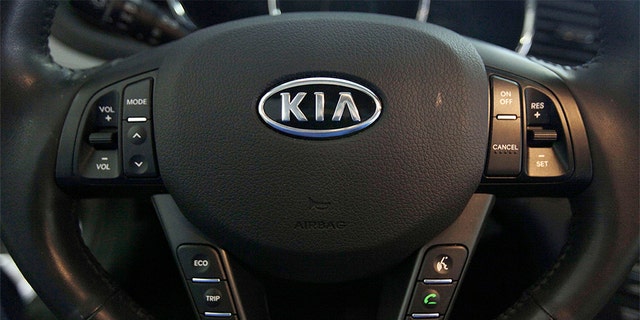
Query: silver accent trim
[[204, 312, 233, 317], [415, 0, 432, 22], [258, 77, 382, 138], [516, 0, 537, 55], [423, 279, 453, 284], [192, 278, 221, 283], [166, 0, 198, 30], [127, 117, 148, 123], [268, 0, 281, 16], [497, 114, 518, 120], [411, 313, 441, 319]]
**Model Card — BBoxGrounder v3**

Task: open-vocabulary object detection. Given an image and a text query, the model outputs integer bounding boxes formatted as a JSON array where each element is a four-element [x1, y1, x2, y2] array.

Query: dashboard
[[59, 0, 599, 66]]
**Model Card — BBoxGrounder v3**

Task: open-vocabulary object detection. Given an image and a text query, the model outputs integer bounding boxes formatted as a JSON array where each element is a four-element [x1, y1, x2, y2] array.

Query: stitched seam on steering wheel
[[40, 1, 57, 59], [531, 295, 556, 320], [495, 218, 577, 319], [41, 0, 83, 77], [84, 289, 155, 320], [69, 202, 121, 318], [495, 292, 532, 319], [69, 201, 155, 319], [568, 2, 608, 71], [528, 3, 607, 72]]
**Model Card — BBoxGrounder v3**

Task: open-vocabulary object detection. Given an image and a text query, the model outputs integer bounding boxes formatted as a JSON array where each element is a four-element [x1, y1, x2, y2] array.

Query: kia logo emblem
[[258, 78, 382, 138]]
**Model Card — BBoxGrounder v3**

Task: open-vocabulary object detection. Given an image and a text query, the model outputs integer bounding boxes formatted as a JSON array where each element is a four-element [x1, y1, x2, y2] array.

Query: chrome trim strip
[[423, 279, 453, 284], [411, 313, 441, 319], [127, 117, 148, 123], [166, 0, 198, 30], [192, 278, 221, 283], [516, 0, 537, 55], [204, 312, 233, 317], [268, 0, 281, 16], [497, 114, 518, 120], [416, 0, 432, 22], [258, 77, 382, 138]]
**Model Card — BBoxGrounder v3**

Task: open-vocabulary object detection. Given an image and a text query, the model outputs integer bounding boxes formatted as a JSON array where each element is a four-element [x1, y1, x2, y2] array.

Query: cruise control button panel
[[56, 71, 161, 187], [483, 72, 576, 184]]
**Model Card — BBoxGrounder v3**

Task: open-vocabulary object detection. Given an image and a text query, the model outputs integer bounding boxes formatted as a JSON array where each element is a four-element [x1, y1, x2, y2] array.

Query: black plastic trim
[[152, 194, 253, 320], [473, 40, 592, 197]]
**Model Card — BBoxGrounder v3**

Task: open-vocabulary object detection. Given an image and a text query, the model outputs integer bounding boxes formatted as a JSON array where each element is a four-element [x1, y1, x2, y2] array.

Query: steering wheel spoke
[[153, 193, 494, 320]]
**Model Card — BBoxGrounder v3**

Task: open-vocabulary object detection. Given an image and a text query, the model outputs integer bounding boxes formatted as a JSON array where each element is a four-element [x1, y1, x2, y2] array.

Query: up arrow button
[[127, 126, 147, 145]]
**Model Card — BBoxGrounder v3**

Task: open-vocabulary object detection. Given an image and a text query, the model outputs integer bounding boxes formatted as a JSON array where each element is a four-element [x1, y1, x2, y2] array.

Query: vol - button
[[127, 126, 147, 145], [81, 150, 120, 179]]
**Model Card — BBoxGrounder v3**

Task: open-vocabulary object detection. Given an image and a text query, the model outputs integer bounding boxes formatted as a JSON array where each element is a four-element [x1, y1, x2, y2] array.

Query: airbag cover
[[154, 13, 488, 282]]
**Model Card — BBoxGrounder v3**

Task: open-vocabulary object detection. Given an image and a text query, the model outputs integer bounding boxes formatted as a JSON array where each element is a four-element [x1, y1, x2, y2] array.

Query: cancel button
[[486, 118, 522, 176]]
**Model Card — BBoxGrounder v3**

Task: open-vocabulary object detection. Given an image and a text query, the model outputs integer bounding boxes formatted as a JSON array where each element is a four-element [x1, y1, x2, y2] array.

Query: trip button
[[178, 245, 226, 280], [189, 282, 236, 315], [491, 77, 521, 117], [123, 79, 152, 119]]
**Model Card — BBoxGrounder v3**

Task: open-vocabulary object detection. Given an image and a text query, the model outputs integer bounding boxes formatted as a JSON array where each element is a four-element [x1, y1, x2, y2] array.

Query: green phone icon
[[423, 293, 438, 305]]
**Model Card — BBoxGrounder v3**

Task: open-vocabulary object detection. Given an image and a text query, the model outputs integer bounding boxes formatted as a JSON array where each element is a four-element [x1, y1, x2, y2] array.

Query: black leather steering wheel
[[2, 1, 638, 319]]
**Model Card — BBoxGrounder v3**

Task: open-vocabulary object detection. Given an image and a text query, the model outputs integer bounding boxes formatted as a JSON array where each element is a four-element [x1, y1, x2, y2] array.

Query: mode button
[[122, 79, 152, 119]]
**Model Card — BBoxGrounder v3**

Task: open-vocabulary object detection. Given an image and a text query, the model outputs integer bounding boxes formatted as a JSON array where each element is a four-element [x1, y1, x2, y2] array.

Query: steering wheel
[[2, 1, 638, 319]]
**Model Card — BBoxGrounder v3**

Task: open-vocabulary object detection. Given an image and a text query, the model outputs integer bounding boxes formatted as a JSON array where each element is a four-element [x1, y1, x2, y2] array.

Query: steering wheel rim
[[1, 1, 637, 319]]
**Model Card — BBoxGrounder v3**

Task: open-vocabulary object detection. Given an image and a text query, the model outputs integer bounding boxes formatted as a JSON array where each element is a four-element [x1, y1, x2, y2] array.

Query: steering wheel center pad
[[154, 14, 488, 282]]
